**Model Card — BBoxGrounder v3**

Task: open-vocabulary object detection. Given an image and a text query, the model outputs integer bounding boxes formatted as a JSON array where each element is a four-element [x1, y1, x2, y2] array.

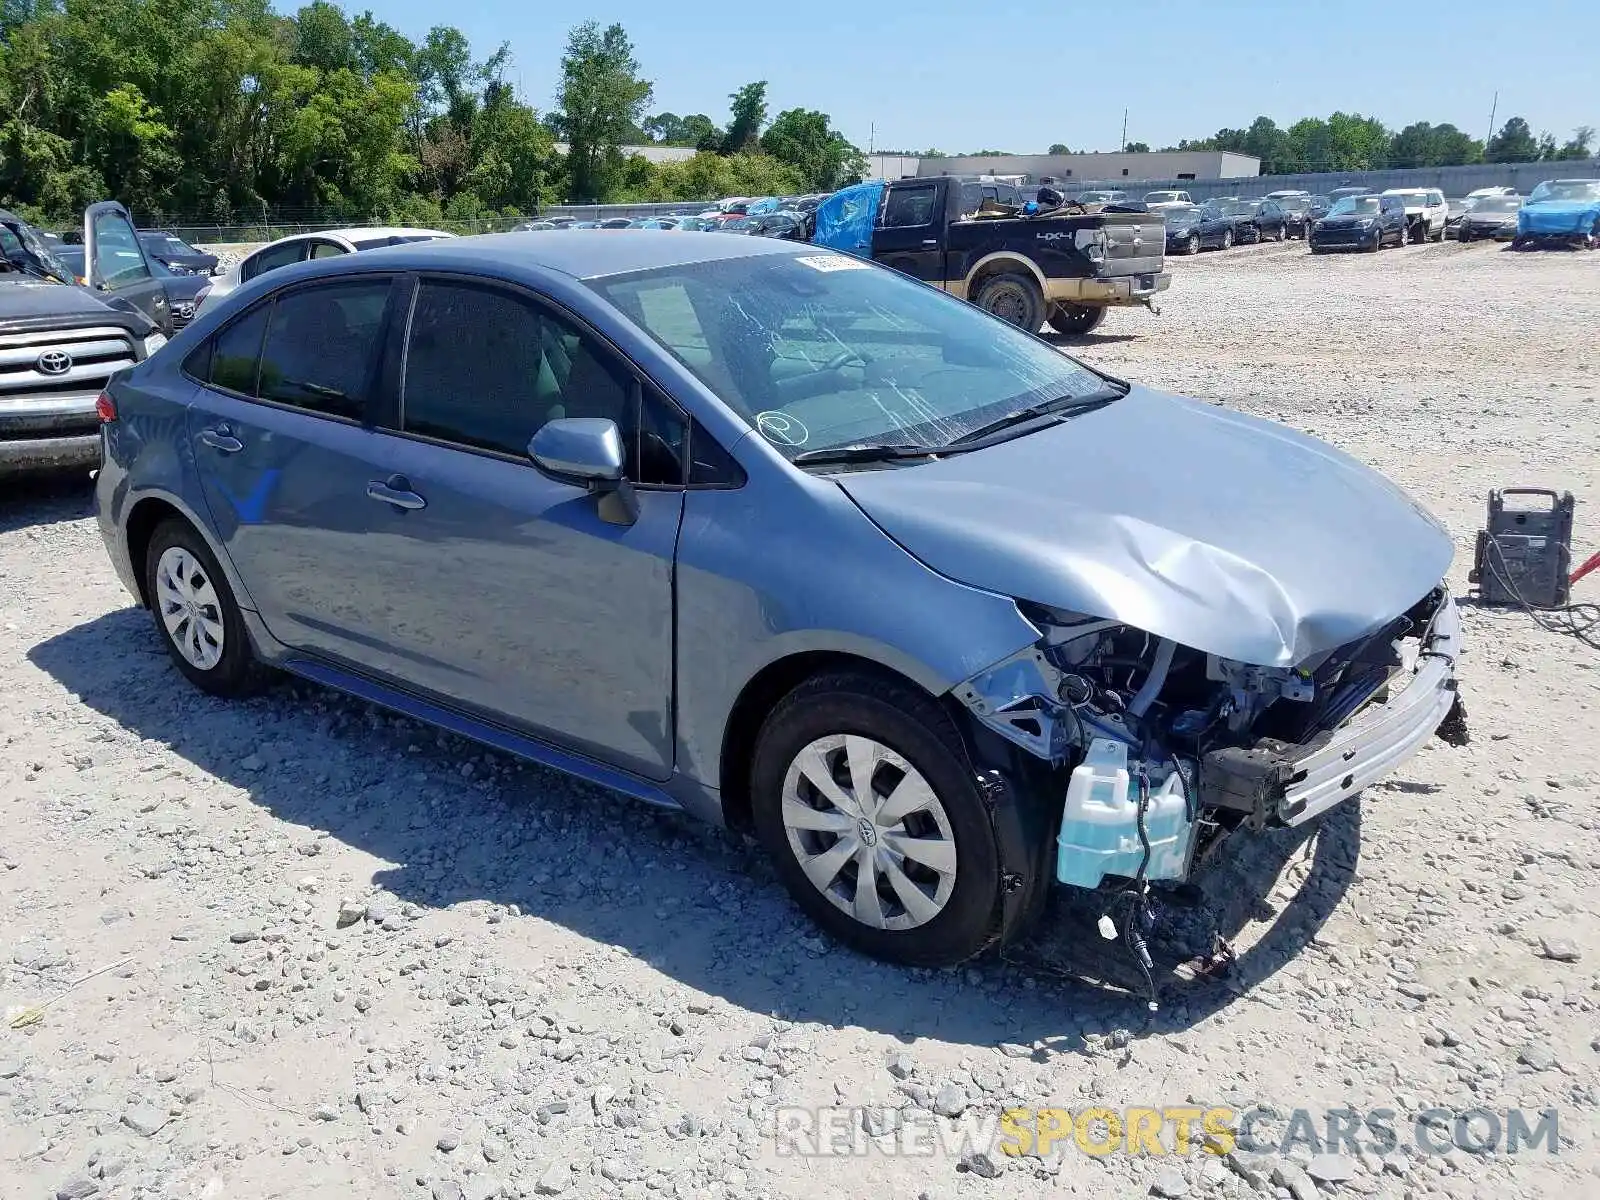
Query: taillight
[[95, 392, 116, 423]]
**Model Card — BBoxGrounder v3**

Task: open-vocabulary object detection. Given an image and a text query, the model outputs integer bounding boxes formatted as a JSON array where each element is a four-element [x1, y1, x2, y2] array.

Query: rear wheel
[[144, 518, 265, 697], [1045, 302, 1108, 337], [971, 271, 1044, 332], [1221, 228, 1234, 250], [750, 671, 1002, 967]]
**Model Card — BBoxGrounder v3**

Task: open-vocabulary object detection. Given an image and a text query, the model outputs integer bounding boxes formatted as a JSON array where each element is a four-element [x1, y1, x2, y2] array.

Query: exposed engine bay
[[955, 584, 1465, 885]]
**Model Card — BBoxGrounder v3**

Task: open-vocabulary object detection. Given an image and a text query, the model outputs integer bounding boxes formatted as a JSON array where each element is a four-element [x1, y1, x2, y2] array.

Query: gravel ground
[[3, 237, 1599, 1200]]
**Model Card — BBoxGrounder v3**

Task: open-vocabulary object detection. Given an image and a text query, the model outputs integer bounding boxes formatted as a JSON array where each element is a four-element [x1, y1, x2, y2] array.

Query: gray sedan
[[94, 232, 1466, 969]]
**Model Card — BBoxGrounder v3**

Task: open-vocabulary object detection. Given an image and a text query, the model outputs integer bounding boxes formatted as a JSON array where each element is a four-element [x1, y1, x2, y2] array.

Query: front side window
[[92, 210, 151, 287], [589, 252, 1107, 459], [400, 280, 684, 484], [243, 240, 307, 282], [256, 280, 392, 418], [881, 185, 937, 228]]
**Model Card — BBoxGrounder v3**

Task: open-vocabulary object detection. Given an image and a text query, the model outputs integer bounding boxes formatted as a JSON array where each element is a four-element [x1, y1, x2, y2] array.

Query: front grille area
[[0, 326, 137, 406]]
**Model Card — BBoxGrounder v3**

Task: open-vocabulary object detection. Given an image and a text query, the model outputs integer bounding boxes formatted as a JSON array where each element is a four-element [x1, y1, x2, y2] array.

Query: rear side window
[[309, 241, 347, 260], [242, 240, 306, 282], [256, 281, 392, 419], [207, 306, 270, 394]]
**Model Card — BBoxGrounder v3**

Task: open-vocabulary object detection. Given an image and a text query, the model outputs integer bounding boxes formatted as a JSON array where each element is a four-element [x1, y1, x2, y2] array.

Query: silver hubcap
[[781, 734, 958, 931], [155, 547, 225, 670]]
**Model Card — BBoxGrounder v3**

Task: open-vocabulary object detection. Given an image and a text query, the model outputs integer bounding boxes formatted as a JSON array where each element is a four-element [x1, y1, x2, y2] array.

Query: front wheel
[[750, 671, 1003, 967], [1045, 302, 1108, 337], [1186, 233, 1200, 256], [1221, 228, 1234, 250], [971, 271, 1044, 332]]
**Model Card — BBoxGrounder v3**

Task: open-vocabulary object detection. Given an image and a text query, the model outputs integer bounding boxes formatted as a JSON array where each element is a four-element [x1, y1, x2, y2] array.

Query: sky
[[360, 0, 1594, 156]]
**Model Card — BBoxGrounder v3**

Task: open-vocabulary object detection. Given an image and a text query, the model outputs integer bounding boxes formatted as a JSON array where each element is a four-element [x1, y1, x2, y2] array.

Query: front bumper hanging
[[1201, 594, 1464, 828]]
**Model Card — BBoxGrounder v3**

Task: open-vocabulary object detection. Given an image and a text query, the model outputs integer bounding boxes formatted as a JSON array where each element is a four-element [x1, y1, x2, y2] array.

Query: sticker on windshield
[[756, 411, 810, 446], [794, 254, 869, 272]]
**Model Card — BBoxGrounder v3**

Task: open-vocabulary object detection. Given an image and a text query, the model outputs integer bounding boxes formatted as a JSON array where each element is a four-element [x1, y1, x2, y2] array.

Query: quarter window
[[401, 279, 685, 485], [206, 305, 269, 395], [256, 280, 392, 418], [310, 241, 348, 260]]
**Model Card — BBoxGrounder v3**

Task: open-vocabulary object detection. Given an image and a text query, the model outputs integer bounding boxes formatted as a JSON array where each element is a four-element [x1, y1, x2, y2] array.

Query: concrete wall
[[866, 151, 1261, 182], [1173, 159, 1600, 201]]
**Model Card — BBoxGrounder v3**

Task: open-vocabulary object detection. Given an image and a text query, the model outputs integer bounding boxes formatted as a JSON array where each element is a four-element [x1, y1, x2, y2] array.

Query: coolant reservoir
[[1056, 739, 1195, 889]]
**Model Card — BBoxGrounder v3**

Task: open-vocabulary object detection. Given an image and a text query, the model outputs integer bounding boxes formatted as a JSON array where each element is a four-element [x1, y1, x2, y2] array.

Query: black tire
[[750, 670, 1002, 968], [1186, 233, 1200, 255], [1045, 302, 1108, 337], [1221, 228, 1233, 250], [971, 271, 1044, 332], [1366, 231, 1382, 252], [144, 517, 265, 698], [1459, 226, 1472, 243]]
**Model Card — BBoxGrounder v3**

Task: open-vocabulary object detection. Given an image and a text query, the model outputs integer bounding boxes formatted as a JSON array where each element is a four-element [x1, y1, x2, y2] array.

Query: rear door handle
[[921, 238, 939, 247], [366, 475, 426, 511], [200, 427, 243, 454]]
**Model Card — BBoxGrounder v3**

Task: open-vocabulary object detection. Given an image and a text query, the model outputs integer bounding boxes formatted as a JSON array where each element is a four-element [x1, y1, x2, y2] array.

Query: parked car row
[[1161, 197, 1302, 254]]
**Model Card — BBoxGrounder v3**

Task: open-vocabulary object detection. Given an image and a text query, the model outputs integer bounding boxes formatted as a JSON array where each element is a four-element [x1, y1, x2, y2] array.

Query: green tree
[[553, 21, 652, 202], [720, 80, 766, 153], [1556, 125, 1594, 160], [1485, 117, 1539, 163], [1123, 141, 1150, 154], [1046, 142, 1070, 154], [759, 107, 863, 191], [1388, 121, 1481, 167]]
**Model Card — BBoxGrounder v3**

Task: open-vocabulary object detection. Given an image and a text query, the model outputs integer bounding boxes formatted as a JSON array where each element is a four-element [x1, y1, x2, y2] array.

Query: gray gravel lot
[[3, 237, 1598, 1200]]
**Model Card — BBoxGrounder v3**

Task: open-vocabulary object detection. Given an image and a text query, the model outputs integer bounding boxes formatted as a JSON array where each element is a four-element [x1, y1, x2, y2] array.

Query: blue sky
[[363, 0, 1593, 154]]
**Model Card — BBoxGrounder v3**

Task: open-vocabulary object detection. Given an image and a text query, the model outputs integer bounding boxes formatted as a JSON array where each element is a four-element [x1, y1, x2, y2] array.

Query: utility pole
[[1484, 90, 1498, 150], [869, 122, 875, 156], [1121, 109, 1128, 153]]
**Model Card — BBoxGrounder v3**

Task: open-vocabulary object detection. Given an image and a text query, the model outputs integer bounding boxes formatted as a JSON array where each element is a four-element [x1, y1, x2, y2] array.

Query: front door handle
[[200, 427, 243, 454], [366, 475, 426, 511], [921, 238, 939, 248]]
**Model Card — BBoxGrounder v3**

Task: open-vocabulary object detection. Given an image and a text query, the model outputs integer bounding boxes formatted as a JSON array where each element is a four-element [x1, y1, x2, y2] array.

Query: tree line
[[885, 114, 1595, 173], [0, 0, 865, 225]]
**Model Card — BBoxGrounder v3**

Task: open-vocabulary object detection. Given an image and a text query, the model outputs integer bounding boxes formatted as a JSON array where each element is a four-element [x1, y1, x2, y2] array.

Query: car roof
[[327, 228, 814, 281], [257, 226, 452, 248]]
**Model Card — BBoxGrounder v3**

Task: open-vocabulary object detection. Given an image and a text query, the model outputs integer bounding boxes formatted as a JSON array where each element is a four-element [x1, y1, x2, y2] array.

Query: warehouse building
[[866, 150, 1260, 183]]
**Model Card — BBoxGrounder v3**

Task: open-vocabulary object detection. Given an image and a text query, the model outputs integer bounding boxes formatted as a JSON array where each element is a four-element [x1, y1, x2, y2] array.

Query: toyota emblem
[[36, 350, 73, 376]]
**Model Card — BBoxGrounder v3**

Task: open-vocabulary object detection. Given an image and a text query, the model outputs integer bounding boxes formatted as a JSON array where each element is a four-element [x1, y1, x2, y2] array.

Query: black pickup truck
[[811, 175, 1170, 335]]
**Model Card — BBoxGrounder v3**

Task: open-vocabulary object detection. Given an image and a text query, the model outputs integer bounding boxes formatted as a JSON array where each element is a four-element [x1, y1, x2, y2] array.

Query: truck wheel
[[1045, 303, 1107, 337], [971, 272, 1044, 332]]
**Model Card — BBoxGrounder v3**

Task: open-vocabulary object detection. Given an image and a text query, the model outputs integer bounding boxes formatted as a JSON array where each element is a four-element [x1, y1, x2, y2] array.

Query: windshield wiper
[[791, 442, 937, 467], [944, 383, 1128, 447]]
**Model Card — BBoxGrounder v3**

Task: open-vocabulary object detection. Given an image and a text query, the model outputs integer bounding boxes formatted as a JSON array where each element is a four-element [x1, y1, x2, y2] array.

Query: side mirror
[[529, 417, 637, 526]]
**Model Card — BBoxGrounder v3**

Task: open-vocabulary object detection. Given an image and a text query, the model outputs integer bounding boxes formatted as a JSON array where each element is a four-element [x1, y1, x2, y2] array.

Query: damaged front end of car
[[954, 584, 1466, 894]]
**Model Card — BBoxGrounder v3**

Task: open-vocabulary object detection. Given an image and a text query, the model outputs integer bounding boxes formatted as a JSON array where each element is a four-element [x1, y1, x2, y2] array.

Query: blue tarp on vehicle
[[1517, 181, 1600, 237], [746, 196, 783, 215], [810, 182, 884, 256]]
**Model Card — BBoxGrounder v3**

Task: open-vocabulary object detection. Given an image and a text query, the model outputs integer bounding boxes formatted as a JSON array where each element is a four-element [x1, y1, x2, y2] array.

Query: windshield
[[1162, 205, 1198, 224], [1144, 191, 1182, 203], [141, 232, 198, 256], [1474, 197, 1522, 214], [0, 216, 75, 284], [1529, 180, 1600, 203], [1205, 200, 1246, 216], [588, 252, 1108, 459], [1328, 197, 1380, 217], [349, 234, 448, 250]]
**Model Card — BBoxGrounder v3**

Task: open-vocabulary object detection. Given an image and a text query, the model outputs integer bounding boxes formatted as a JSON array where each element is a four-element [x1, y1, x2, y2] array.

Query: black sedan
[[137, 230, 218, 276], [1273, 196, 1315, 238], [748, 211, 811, 241], [1195, 200, 1261, 248], [1455, 196, 1522, 242], [1236, 199, 1292, 241], [1162, 203, 1235, 254]]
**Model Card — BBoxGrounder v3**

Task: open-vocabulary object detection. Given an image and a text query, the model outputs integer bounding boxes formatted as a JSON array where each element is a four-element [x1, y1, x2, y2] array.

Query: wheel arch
[[963, 252, 1048, 299], [121, 489, 255, 613], [717, 649, 948, 833]]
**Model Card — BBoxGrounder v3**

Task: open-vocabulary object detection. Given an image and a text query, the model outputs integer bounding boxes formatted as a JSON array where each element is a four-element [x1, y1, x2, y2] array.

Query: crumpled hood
[[836, 387, 1453, 667], [1519, 201, 1600, 234]]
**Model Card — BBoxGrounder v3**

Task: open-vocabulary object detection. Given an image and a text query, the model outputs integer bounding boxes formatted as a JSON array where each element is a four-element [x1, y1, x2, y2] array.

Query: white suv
[[1380, 188, 1449, 242], [194, 226, 452, 316]]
